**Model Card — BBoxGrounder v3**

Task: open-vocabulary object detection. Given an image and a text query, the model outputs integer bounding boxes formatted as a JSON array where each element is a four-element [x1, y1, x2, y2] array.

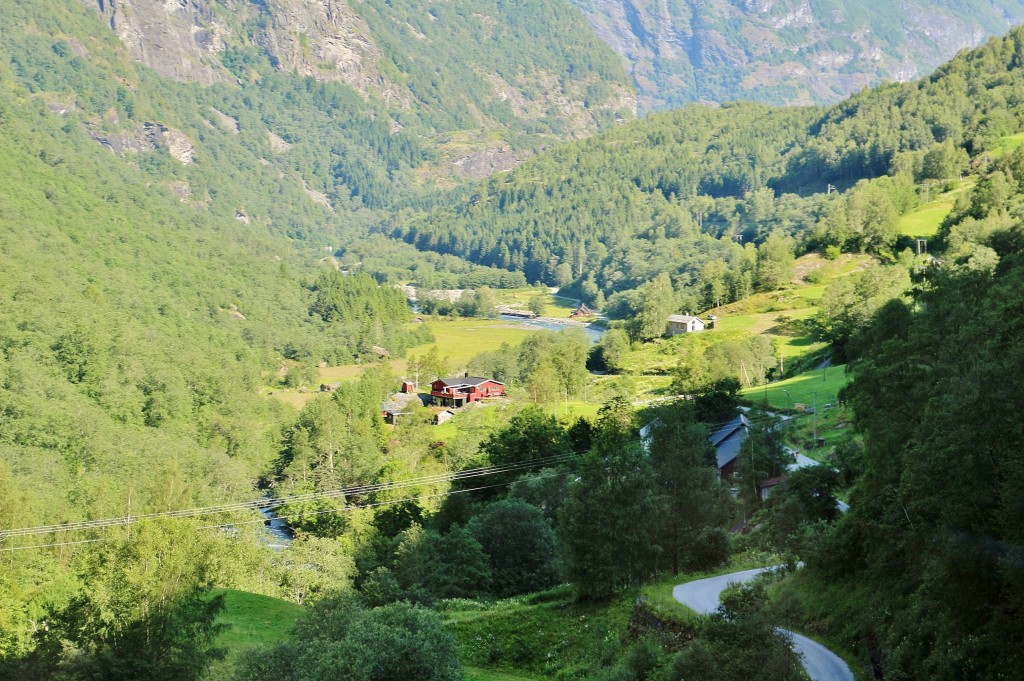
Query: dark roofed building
[[710, 413, 751, 480]]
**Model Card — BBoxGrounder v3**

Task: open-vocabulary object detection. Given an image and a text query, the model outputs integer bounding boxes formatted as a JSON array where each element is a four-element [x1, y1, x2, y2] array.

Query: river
[[259, 505, 293, 549], [498, 314, 605, 344]]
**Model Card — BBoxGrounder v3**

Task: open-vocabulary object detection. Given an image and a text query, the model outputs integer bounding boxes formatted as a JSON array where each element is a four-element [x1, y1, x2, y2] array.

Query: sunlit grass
[[739, 363, 850, 410], [206, 589, 303, 681]]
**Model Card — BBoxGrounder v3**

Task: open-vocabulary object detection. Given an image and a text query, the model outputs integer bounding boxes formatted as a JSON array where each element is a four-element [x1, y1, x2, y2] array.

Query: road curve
[[673, 568, 854, 681]]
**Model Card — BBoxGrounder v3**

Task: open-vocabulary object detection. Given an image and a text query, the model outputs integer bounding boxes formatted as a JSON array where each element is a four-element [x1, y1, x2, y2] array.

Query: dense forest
[[772, 152, 1024, 678]]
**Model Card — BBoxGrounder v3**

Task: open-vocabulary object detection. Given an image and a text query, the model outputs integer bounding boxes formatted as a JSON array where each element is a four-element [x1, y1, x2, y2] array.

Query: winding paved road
[[673, 568, 854, 681]]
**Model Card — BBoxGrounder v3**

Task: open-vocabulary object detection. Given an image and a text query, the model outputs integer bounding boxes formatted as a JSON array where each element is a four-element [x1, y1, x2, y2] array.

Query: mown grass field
[[206, 589, 303, 681], [898, 198, 953, 237], [739, 363, 850, 412], [271, 317, 548, 408], [990, 131, 1024, 158], [898, 178, 977, 238]]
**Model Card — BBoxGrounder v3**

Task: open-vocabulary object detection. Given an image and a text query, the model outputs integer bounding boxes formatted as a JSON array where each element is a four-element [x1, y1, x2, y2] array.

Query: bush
[[684, 527, 731, 571]]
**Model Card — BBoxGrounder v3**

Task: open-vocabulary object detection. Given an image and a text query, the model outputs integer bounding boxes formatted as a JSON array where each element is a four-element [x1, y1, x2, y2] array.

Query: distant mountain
[[395, 23, 1024, 305], [568, 0, 1024, 110], [75, 0, 635, 145]]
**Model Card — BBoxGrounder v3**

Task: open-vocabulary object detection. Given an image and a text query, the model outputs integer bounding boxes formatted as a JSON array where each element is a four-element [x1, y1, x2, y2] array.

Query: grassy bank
[[206, 589, 304, 681]]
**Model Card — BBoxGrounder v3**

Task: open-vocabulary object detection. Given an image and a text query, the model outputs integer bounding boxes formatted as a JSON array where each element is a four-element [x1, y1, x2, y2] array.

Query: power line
[[0, 409, 784, 551], [0, 454, 577, 542]]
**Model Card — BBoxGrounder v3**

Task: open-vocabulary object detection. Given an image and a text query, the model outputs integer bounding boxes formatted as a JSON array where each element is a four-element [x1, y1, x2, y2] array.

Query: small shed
[[400, 380, 416, 393], [667, 314, 705, 336], [433, 408, 455, 425], [758, 475, 787, 501], [570, 303, 595, 318], [381, 392, 422, 424]]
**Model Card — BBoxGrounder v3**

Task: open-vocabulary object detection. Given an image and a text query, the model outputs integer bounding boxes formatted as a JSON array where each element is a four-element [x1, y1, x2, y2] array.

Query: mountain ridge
[[569, 0, 1024, 110]]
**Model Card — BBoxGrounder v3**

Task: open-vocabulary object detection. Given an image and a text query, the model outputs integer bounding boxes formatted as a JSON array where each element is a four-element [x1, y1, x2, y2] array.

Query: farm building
[[570, 303, 595, 318], [758, 475, 787, 501], [430, 375, 505, 408], [709, 413, 751, 480], [667, 314, 705, 336], [433, 408, 456, 425]]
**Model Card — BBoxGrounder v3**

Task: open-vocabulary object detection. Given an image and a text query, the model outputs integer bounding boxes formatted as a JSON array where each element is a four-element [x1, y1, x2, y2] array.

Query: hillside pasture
[[205, 589, 303, 680], [898, 199, 953, 237], [739, 363, 850, 411]]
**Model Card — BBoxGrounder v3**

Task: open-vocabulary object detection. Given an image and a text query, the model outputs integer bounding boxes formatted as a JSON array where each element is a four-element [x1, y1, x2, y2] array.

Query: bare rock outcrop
[[80, 0, 228, 84], [91, 122, 195, 164]]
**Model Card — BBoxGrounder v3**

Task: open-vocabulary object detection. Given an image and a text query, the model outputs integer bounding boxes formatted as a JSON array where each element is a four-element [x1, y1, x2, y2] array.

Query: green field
[[991, 132, 1024, 158], [740, 363, 850, 411], [272, 317, 550, 407], [898, 199, 953, 237], [465, 667, 543, 681], [489, 288, 580, 319], [206, 589, 304, 680]]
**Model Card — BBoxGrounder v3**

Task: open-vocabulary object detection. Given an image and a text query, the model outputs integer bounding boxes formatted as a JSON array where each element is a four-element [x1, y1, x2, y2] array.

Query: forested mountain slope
[[395, 26, 1024, 312], [570, 0, 1024, 110], [75, 0, 635, 143]]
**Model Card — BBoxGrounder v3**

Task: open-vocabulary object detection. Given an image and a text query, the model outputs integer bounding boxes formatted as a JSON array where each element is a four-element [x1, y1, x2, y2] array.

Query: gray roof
[[710, 414, 750, 469], [437, 376, 504, 388], [667, 314, 704, 324]]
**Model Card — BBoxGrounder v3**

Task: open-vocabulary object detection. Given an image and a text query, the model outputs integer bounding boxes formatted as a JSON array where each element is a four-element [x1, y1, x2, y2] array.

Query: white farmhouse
[[666, 314, 705, 336]]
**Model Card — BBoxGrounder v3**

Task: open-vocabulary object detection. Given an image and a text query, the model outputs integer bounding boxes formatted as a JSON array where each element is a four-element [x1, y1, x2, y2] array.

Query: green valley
[[4, 4, 1024, 681]]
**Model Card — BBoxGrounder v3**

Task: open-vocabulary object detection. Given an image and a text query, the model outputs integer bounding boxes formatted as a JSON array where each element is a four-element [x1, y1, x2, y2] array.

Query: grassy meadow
[[206, 589, 304, 680], [739, 363, 850, 411]]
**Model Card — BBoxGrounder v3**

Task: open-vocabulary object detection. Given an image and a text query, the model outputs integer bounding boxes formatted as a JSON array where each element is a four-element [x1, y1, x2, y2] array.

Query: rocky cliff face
[[255, 0, 402, 101], [79, 0, 634, 148], [82, 0, 230, 84], [568, 0, 1024, 110]]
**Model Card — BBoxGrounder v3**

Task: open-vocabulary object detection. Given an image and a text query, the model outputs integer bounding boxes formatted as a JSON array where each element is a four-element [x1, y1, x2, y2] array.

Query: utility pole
[[783, 389, 793, 432], [812, 391, 817, 444]]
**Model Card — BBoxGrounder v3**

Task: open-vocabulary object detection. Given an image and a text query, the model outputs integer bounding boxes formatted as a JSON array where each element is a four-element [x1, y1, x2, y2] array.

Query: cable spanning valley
[[0, 452, 578, 547], [0, 412, 784, 551]]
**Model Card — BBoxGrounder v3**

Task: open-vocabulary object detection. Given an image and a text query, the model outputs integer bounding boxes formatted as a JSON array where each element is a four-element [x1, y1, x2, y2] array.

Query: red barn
[[430, 375, 505, 408]]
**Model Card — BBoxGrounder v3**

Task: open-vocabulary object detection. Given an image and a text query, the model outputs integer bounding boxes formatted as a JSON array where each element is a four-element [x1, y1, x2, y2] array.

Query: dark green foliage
[[763, 466, 842, 558], [508, 468, 572, 523], [815, 265, 912, 362], [480, 405, 572, 468], [468, 499, 561, 598], [809, 252, 1024, 678], [734, 415, 791, 513], [392, 524, 492, 601], [234, 597, 461, 681], [558, 399, 665, 599], [661, 583, 803, 681], [643, 403, 732, 574], [275, 371, 390, 500], [13, 522, 227, 681], [396, 102, 822, 295]]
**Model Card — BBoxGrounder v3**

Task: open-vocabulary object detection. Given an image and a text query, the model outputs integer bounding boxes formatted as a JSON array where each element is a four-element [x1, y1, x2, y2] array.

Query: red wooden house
[[429, 375, 505, 408]]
